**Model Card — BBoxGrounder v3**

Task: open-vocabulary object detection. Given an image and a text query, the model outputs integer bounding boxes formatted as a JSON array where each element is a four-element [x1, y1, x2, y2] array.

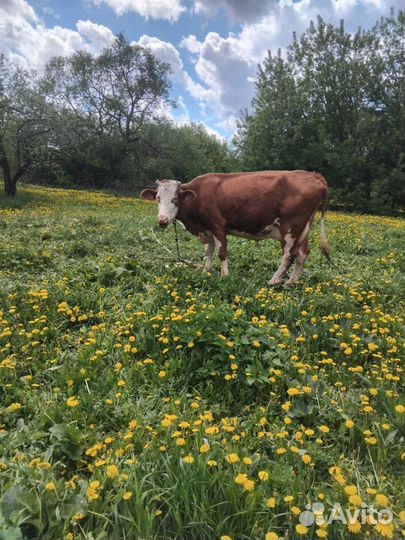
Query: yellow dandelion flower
[[295, 524, 308, 535], [243, 479, 255, 491], [375, 494, 389, 507], [66, 397, 79, 408], [226, 453, 240, 463], [258, 470, 270, 481], [347, 522, 361, 533], [365, 436, 378, 445], [106, 464, 119, 478], [374, 522, 394, 539], [349, 494, 362, 506], [344, 485, 358, 496], [234, 473, 248, 485]]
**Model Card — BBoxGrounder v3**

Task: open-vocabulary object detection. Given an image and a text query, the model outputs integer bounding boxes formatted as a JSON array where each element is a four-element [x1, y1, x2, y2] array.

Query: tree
[[235, 10, 405, 213], [234, 50, 299, 171], [126, 121, 238, 188], [0, 57, 52, 196], [44, 33, 172, 186]]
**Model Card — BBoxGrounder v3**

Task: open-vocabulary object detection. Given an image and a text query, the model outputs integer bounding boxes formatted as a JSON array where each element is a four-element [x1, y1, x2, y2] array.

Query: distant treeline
[[0, 11, 404, 213]]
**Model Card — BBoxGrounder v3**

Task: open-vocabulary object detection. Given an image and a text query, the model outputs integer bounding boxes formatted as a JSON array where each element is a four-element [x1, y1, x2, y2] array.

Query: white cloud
[[135, 34, 216, 107], [136, 35, 185, 81], [179, 34, 201, 54], [201, 123, 226, 141], [217, 115, 238, 134], [171, 95, 190, 124], [76, 19, 115, 54], [42, 5, 61, 19], [0, 0, 37, 22], [0, 1, 115, 72], [192, 31, 256, 114], [89, 0, 185, 20]]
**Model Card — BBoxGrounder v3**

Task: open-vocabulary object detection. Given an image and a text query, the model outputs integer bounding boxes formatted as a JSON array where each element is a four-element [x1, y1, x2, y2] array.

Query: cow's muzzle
[[157, 215, 169, 228]]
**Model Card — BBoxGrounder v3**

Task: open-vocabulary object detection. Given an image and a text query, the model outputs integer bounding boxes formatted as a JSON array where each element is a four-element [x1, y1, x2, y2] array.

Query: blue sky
[[1, 0, 402, 139]]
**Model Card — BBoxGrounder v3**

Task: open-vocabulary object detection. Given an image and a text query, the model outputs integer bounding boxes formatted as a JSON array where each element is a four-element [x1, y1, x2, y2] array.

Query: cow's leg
[[269, 231, 295, 285], [285, 236, 311, 286], [198, 232, 215, 272], [285, 213, 315, 286], [205, 235, 215, 272], [212, 229, 228, 277]]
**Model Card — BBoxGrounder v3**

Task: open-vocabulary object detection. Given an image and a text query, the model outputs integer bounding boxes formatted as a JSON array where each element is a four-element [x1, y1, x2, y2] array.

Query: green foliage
[[137, 121, 238, 185], [0, 59, 54, 195], [235, 10, 405, 214]]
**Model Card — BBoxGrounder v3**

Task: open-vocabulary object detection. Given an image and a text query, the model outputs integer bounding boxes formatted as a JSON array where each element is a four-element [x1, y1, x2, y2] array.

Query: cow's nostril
[[158, 215, 169, 224]]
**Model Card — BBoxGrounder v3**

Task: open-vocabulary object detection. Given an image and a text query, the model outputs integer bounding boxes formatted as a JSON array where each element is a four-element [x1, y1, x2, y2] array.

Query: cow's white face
[[141, 180, 196, 228], [155, 180, 181, 228], [141, 180, 181, 228]]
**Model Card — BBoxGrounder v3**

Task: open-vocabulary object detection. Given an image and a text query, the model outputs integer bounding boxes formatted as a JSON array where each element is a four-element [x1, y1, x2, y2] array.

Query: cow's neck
[[177, 200, 205, 236]]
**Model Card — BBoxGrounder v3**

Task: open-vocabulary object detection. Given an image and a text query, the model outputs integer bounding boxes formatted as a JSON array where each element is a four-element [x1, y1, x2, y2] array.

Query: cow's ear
[[141, 189, 157, 201], [180, 189, 196, 201]]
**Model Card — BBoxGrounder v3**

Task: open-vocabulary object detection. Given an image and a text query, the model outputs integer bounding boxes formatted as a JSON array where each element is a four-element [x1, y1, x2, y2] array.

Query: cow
[[141, 170, 331, 286]]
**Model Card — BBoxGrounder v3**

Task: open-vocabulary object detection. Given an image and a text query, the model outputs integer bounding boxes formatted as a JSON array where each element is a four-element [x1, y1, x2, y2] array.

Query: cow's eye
[[172, 197, 178, 204], [156, 196, 160, 202]]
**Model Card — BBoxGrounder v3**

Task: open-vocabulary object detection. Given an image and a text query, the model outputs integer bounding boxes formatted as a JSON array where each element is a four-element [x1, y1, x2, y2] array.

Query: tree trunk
[[1, 159, 16, 196], [1, 160, 30, 197], [4, 176, 17, 196]]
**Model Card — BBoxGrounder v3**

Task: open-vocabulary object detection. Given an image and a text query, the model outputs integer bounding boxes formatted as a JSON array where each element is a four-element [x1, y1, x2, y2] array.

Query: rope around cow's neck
[[172, 220, 202, 268]]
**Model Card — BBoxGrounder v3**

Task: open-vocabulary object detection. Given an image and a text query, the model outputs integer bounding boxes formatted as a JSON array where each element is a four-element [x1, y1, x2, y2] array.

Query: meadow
[[0, 184, 404, 540]]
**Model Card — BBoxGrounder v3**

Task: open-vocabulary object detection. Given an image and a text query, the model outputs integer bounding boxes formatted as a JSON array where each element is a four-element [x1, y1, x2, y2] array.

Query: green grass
[[0, 184, 404, 540]]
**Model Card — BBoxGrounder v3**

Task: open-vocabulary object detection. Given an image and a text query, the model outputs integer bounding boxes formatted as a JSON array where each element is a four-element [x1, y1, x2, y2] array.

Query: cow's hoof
[[268, 280, 282, 287]]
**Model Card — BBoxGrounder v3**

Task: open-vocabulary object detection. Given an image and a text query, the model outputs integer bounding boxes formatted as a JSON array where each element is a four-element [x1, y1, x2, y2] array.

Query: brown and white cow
[[141, 170, 331, 285]]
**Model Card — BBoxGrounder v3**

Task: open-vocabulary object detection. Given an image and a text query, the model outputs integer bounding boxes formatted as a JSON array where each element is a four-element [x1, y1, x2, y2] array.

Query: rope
[[174, 219, 181, 262], [144, 225, 202, 269]]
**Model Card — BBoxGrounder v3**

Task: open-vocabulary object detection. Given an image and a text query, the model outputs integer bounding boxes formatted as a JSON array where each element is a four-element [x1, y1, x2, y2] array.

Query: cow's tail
[[319, 189, 334, 266], [318, 175, 335, 266]]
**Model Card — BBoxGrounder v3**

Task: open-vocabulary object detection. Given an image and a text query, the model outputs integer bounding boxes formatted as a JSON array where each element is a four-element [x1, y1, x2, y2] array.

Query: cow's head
[[141, 180, 196, 228]]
